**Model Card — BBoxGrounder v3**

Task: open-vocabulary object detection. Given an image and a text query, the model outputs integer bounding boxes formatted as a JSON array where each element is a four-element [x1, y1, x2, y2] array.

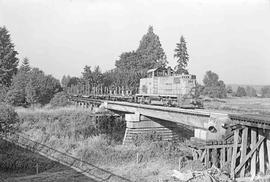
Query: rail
[[1, 132, 131, 182]]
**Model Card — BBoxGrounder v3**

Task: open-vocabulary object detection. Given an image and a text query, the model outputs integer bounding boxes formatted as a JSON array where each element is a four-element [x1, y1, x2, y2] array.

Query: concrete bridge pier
[[122, 112, 229, 145], [123, 112, 194, 145]]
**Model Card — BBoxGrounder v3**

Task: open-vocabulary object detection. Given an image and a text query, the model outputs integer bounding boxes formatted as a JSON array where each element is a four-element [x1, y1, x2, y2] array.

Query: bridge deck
[[71, 95, 270, 129], [105, 100, 229, 117]]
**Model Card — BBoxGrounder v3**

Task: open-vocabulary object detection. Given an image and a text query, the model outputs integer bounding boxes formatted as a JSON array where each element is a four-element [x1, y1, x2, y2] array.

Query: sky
[[0, 0, 270, 85]]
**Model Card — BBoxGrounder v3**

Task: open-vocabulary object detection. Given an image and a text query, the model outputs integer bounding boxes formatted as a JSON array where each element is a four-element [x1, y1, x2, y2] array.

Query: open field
[[204, 97, 270, 115]]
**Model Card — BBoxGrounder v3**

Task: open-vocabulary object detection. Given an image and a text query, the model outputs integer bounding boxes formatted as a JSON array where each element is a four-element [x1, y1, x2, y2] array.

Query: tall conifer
[[0, 27, 18, 86], [174, 36, 189, 74]]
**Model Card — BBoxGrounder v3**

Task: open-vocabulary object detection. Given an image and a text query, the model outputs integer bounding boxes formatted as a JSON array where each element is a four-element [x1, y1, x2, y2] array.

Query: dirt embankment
[[0, 138, 92, 181]]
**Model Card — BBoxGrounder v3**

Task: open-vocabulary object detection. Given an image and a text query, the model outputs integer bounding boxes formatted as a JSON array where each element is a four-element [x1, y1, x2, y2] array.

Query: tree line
[[1, 25, 270, 109], [227, 85, 270, 98], [61, 26, 229, 98], [0, 27, 61, 106]]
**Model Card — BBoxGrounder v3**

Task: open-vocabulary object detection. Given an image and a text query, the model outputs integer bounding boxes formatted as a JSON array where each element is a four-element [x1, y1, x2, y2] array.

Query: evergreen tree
[[61, 75, 71, 90], [92, 66, 103, 86], [81, 65, 93, 85], [6, 58, 31, 106], [137, 26, 167, 69], [115, 51, 140, 71], [113, 26, 167, 90], [0, 26, 19, 86], [20, 57, 31, 73], [25, 77, 40, 106], [174, 36, 189, 74]]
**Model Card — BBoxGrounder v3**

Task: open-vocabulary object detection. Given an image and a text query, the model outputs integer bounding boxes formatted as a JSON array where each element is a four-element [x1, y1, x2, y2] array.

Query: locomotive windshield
[[147, 67, 174, 78]]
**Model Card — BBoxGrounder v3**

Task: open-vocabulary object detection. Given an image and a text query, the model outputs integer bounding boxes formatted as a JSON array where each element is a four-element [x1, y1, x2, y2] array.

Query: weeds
[[14, 106, 195, 181]]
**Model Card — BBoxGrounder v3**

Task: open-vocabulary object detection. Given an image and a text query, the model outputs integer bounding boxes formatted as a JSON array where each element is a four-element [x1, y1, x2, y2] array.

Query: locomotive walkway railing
[[0, 132, 131, 182]]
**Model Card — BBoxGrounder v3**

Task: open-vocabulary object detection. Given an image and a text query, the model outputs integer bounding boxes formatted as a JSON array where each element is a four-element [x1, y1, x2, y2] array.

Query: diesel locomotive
[[135, 66, 202, 108]]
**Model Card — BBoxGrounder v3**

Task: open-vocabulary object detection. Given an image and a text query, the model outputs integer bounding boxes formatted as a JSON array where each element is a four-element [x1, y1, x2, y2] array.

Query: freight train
[[68, 66, 203, 109]]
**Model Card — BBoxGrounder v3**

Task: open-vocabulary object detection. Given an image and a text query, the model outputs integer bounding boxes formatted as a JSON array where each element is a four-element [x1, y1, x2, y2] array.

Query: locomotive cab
[[146, 66, 174, 78]]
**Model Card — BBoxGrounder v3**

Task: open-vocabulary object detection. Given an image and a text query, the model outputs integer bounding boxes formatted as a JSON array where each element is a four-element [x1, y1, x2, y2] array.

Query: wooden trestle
[[192, 114, 270, 181]]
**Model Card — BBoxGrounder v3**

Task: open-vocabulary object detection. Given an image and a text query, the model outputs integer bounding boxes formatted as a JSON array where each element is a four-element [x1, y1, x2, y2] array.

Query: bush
[[25, 68, 62, 106], [49, 91, 71, 107], [6, 89, 26, 106], [132, 131, 162, 146], [261, 86, 270, 98], [0, 103, 19, 133], [246, 86, 257, 97], [0, 86, 8, 102], [95, 115, 126, 143], [202, 71, 227, 98], [236, 86, 246, 97]]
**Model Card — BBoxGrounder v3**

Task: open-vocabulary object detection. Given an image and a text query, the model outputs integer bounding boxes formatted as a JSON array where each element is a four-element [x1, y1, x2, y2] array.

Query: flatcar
[[135, 67, 202, 108]]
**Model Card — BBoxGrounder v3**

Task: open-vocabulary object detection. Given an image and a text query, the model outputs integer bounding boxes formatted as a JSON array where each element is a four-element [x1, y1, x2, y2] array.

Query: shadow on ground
[[0, 139, 96, 182]]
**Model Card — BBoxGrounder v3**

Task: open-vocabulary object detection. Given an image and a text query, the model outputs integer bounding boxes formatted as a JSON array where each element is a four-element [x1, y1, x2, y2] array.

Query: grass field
[[204, 97, 270, 115]]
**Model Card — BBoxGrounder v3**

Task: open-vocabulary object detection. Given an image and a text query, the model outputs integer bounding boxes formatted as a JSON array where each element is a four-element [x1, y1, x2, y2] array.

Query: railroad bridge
[[70, 95, 270, 180], [69, 95, 229, 144]]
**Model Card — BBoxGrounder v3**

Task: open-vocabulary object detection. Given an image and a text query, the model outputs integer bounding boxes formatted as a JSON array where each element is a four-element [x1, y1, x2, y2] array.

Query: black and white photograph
[[0, 0, 270, 181]]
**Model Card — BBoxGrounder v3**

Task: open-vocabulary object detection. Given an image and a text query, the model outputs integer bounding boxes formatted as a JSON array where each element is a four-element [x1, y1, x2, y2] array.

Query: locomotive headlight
[[208, 126, 217, 133]]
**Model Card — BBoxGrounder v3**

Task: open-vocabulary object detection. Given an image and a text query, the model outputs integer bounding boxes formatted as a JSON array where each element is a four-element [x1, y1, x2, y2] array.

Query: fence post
[[36, 163, 39, 174]]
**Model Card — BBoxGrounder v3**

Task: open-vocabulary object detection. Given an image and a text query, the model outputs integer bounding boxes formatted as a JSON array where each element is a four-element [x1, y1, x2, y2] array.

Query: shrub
[[202, 71, 227, 98], [6, 89, 26, 106], [246, 86, 257, 97], [95, 115, 126, 143], [49, 91, 71, 107], [261, 86, 270, 98], [0, 85, 8, 102], [236, 86, 246, 97], [25, 68, 62, 106], [132, 131, 162, 146], [0, 103, 19, 133]]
